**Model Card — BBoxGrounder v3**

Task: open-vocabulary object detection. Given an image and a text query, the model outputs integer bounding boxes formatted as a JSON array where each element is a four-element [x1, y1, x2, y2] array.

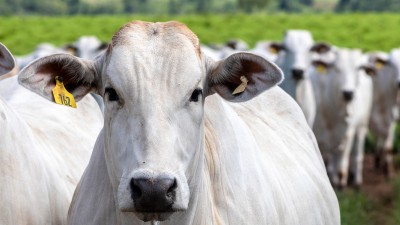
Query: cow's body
[[17, 21, 339, 225], [367, 52, 398, 176], [311, 47, 373, 187], [0, 43, 103, 225], [68, 87, 339, 225]]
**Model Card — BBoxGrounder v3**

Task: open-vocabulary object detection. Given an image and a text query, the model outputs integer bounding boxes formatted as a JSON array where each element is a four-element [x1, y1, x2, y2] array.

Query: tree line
[[1, 0, 400, 15]]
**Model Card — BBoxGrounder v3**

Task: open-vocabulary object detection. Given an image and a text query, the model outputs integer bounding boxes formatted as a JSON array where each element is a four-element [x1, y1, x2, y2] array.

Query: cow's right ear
[[0, 43, 15, 76], [18, 53, 100, 102]]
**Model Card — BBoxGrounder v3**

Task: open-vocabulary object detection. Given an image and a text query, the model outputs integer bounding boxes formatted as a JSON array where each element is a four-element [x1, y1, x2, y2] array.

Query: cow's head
[[18, 21, 283, 222], [282, 30, 314, 81], [389, 48, 400, 88], [0, 43, 15, 76]]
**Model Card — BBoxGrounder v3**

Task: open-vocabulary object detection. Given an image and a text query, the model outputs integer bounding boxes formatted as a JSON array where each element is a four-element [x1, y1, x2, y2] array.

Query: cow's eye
[[189, 88, 203, 102], [105, 87, 119, 101]]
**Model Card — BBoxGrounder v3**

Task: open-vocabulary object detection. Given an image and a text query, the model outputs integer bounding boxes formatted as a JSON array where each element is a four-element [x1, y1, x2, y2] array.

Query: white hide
[[71, 36, 107, 60], [311, 48, 373, 187], [17, 21, 339, 225], [367, 52, 398, 176], [0, 43, 103, 225], [278, 30, 316, 127]]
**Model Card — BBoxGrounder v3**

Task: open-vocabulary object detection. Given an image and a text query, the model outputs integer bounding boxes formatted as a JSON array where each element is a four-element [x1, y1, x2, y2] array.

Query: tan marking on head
[[109, 20, 201, 58]]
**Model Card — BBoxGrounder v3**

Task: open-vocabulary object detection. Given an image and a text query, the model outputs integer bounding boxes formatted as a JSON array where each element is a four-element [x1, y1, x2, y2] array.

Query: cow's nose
[[292, 69, 304, 80], [130, 175, 177, 212], [343, 91, 354, 102]]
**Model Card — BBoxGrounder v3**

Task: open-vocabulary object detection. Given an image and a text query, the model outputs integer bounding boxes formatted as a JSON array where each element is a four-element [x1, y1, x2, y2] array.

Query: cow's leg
[[374, 137, 383, 170], [335, 128, 356, 189], [350, 126, 367, 189], [383, 122, 396, 179]]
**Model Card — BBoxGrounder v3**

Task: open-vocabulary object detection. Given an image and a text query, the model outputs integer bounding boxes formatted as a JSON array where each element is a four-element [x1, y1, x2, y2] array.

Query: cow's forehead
[[103, 21, 204, 99], [110, 21, 200, 56], [284, 30, 313, 51]]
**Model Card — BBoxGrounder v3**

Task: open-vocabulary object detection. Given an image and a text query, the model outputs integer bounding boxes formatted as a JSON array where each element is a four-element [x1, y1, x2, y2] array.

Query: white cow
[[310, 44, 373, 188], [18, 21, 339, 225], [367, 51, 398, 178], [278, 30, 316, 127], [66, 36, 108, 60], [0, 43, 103, 225]]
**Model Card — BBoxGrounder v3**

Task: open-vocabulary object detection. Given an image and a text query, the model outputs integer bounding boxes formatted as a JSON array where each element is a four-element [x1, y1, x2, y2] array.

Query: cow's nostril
[[166, 179, 178, 198], [130, 179, 143, 200]]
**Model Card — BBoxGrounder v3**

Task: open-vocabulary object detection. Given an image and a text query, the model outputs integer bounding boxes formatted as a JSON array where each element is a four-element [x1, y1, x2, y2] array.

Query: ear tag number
[[52, 76, 77, 108], [316, 64, 327, 74], [375, 61, 384, 70], [232, 76, 249, 95]]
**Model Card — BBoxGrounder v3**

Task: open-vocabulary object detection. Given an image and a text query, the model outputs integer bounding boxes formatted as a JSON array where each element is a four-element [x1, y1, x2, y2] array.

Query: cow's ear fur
[[0, 43, 16, 76], [18, 53, 99, 102], [206, 53, 283, 102], [310, 42, 331, 54]]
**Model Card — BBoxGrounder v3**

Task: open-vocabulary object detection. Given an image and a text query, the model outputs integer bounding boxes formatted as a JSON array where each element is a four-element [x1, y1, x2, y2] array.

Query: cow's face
[[18, 21, 283, 222], [0, 43, 15, 76], [282, 30, 314, 80], [333, 49, 365, 102], [389, 49, 400, 87]]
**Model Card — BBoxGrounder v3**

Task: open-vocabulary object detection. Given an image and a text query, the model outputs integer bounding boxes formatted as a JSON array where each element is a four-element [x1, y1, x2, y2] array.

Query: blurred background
[[1, 1, 400, 225]]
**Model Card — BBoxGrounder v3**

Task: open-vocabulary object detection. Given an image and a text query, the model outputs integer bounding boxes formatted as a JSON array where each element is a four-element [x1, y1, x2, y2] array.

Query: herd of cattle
[[0, 19, 396, 224]]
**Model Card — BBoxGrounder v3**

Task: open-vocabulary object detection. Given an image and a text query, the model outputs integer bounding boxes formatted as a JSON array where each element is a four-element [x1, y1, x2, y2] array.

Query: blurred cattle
[[16, 43, 68, 70], [65, 36, 108, 60], [277, 30, 317, 127], [310, 44, 373, 188], [366, 51, 398, 178]]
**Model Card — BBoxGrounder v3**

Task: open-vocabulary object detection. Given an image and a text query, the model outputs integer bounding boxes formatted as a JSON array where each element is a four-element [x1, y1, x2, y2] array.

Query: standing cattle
[[367, 52, 398, 178], [310, 44, 373, 188], [18, 21, 339, 225], [278, 30, 316, 127], [0, 43, 103, 225], [65, 36, 109, 60]]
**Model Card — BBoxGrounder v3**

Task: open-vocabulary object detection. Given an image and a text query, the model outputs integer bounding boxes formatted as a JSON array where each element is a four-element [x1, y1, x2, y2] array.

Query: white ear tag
[[232, 76, 249, 95]]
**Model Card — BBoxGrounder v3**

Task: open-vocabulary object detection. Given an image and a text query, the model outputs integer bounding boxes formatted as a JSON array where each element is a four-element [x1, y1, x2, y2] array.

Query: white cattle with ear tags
[[367, 51, 398, 178], [19, 21, 339, 225], [0, 42, 103, 225], [310, 45, 373, 189]]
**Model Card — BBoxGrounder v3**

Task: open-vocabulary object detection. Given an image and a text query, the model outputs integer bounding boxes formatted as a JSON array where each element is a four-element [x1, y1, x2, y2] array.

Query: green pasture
[[1, 13, 400, 55]]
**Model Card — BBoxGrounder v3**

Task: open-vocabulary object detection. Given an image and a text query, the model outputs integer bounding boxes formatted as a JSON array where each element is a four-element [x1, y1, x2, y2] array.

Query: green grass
[[337, 190, 376, 225], [0, 13, 400, 55], [390, 178, 400, 225]]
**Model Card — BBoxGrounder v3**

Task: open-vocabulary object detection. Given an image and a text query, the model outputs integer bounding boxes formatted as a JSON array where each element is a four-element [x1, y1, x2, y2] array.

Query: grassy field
[[0, 14, 400, 55]]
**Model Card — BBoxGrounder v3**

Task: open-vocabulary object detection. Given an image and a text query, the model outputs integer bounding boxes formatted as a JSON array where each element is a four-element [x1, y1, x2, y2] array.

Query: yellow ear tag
[[52, 76, 77, 108], [375, 61, 384, 70], [269, 46, 278, 54], [316, 64, 327, 74], [232, 76, 249, 95]]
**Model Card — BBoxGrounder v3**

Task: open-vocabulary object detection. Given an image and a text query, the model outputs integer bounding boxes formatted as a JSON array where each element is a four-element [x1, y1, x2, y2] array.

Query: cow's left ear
[[206, 53, 283, 102], [18, 53, 100, 102], [0, 43, 15, 76]]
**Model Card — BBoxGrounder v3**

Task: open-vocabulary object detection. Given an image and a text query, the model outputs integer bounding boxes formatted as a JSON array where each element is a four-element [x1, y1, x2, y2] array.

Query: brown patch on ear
[[310, 42, 331, 53]]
